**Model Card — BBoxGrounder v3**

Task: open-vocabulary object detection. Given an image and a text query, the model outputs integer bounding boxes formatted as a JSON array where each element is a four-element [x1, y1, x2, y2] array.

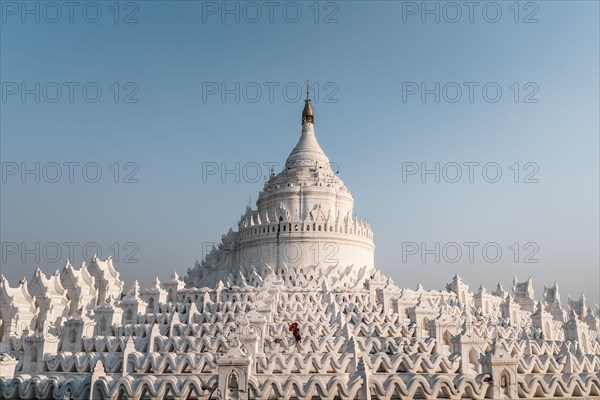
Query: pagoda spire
[[302, 80, 314, 125]]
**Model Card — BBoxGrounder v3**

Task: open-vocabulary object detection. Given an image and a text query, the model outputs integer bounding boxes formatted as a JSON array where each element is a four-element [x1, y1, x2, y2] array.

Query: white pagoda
[[1, 91, 599, 399]]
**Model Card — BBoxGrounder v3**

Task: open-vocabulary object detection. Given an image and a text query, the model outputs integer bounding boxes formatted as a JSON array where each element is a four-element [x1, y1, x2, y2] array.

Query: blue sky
[[1, 1, 599, 305]]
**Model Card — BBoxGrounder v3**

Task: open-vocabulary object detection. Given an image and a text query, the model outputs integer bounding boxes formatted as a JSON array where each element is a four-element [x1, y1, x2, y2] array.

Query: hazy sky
[[1, 1, 598, 305]]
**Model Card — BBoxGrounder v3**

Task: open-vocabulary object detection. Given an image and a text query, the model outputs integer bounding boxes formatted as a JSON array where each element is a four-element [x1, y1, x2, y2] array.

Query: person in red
[[289, 322, 301, 343]]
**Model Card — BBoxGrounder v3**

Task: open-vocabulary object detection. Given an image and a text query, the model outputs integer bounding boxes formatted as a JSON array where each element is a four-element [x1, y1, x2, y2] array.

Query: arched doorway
[[468, 348, 479, 374], [500, 370, 510, 398], [227, 371, 239, 399]]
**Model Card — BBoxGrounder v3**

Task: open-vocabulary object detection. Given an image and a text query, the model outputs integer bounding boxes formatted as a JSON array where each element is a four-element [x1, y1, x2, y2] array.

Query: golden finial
[[302, 79, 314, 124], [306, 80, 310, 101]]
